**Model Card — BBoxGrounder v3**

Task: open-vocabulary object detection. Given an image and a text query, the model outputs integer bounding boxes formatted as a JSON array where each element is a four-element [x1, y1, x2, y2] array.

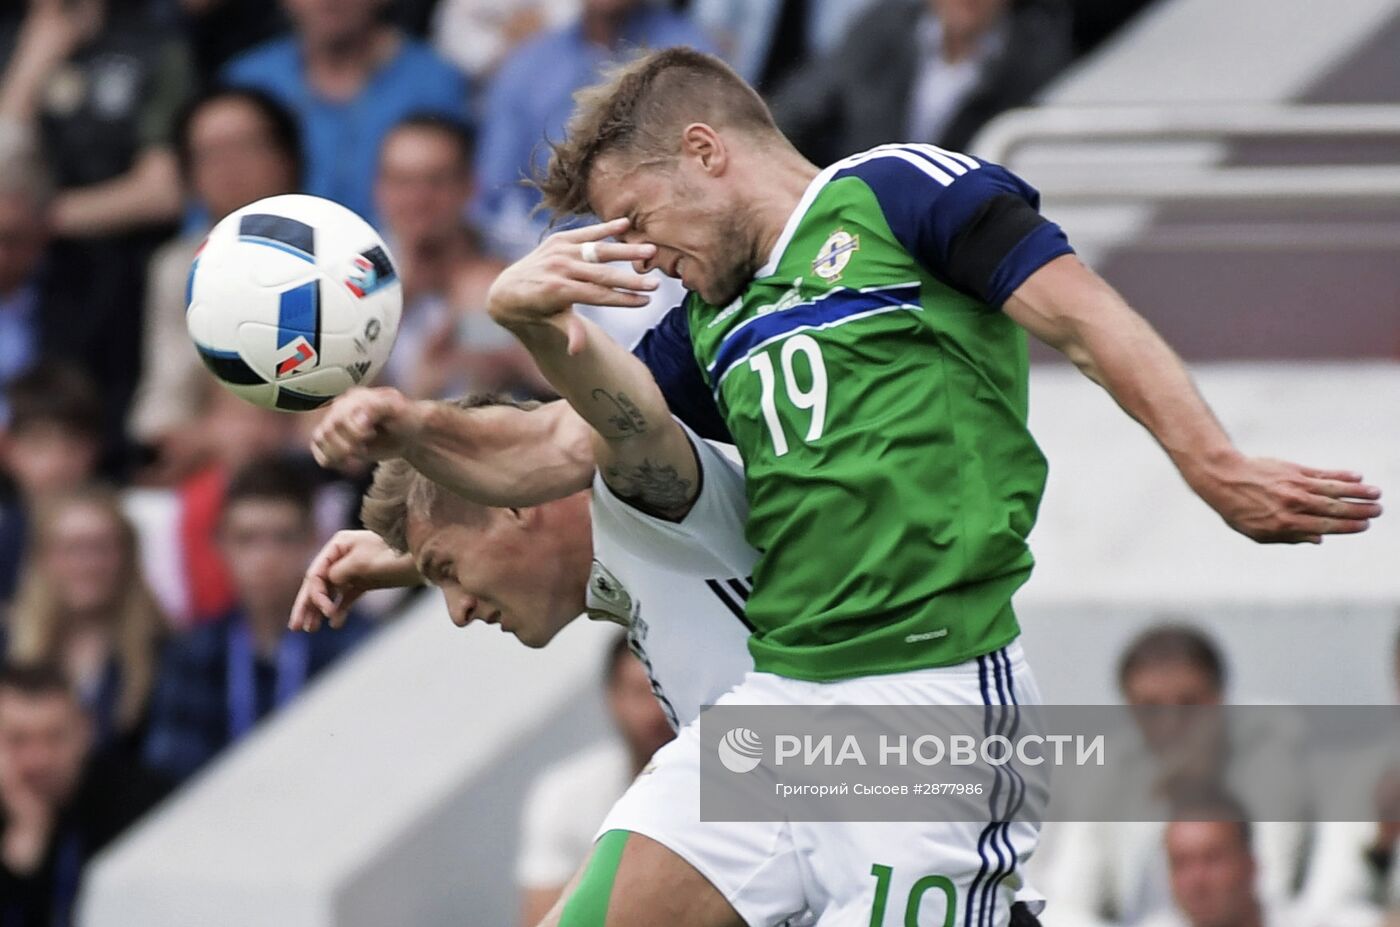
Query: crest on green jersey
[[812, 228, 860, 281]]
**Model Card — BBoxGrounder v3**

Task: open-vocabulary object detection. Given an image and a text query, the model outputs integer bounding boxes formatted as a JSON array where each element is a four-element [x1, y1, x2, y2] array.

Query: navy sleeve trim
[[833, 146, 1075, 309], [986, 221, 1075, 308], [631, 304, 734, 444], [945, 194, 1046, 304]]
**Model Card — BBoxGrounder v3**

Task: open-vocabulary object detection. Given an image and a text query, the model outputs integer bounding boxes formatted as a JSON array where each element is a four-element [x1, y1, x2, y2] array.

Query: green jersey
[[637, 144, 1074, 681]]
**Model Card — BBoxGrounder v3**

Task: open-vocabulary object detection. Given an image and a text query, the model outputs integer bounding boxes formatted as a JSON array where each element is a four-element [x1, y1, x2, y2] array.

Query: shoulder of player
[[825, 144, 1033, 206]]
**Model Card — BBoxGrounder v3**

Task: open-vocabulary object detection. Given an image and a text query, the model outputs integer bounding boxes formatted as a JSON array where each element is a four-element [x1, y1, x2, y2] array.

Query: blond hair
[[359, 394, 542, 554], [534, 46, 780, 221], [8, 486, 166, 732]]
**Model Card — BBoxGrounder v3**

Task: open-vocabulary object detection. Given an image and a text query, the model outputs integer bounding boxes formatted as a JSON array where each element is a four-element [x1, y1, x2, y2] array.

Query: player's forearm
[[50, 149, 183, 237], [403, 399, 594, 507], [1009, 259, 1239, 486], [1071, 307, 1234, 471], [506, 315, 700, 517]]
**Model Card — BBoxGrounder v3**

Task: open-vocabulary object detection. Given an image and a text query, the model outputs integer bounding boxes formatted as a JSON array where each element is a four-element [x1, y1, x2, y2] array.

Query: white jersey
[[585, 422, 757, 728]]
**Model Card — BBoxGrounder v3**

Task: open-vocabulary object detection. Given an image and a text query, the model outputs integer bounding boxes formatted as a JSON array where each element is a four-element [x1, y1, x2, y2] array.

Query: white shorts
[[598, 642, 1043, 927]]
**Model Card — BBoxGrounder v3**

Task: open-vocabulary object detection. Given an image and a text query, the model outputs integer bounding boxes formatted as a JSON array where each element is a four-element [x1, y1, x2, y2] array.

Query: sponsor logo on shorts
[[718, 727, 763, 774]]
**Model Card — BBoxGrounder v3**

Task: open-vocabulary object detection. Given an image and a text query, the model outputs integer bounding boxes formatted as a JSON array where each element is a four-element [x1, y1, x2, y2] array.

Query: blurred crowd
[[12, 0, 1357, 922]]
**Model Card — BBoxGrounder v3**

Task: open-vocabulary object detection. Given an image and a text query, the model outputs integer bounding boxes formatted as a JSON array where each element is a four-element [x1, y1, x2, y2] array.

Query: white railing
[[973, 104, 1400, 202]]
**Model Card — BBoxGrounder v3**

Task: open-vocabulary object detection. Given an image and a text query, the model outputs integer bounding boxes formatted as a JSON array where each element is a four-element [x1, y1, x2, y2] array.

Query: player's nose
[[445, 589, 479, 628]]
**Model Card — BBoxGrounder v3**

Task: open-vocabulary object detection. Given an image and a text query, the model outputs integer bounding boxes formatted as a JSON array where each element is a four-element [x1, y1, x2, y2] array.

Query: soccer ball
[[185, 194, 402, 411]]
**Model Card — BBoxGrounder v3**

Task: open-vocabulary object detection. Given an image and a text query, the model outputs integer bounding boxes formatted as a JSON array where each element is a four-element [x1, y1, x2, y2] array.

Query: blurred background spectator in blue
[[6, 488, 166, 766], [0, 0, 194, 475], [142, 456, 372, 783], [221, 0, 469, 225], [0, 663, 167, 926], [690, 0, 873, 94], [128, 88, 303, 486], [374, 114, 544, 399], [167, 0, 287, 83], [770, 0, 1072, 165], [0, 367, 104, 612], [472, 0, 715, 258], [431, 0, 578, 81]]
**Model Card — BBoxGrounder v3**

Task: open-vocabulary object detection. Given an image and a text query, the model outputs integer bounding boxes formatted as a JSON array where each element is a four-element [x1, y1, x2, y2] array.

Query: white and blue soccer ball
[[185, 194, 402, 411]]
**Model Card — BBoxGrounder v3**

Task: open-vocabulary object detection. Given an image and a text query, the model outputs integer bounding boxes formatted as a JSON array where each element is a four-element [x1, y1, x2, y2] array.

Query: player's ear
[[680, 123, 726, 176]]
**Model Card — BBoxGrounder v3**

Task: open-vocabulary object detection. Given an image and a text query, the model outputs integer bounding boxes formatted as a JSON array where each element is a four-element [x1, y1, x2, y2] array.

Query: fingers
[[568, 260, 659, 293], [311, 389, 399, 470], [1280, 515, 1373, 542], [289, 573, 330, 633], [582, 241, 657, 265], [552, 217, 631, 243], [1301, 496, 1383, 521], [556, 280, 654, 309], [1299, 466, 1365, 482], [1303, 477, 1382, 501]]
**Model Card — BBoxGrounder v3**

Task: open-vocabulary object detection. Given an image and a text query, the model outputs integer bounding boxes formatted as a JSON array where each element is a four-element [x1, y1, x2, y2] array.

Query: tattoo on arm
[[603, 458, 695, 519], [591, 389, 648, 438]]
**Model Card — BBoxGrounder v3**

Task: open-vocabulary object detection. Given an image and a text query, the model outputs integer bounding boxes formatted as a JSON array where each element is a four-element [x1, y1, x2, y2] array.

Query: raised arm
[[1004, 255, 1383, 543], [310, 387, 595, 507], [487, 218, 701, 519]]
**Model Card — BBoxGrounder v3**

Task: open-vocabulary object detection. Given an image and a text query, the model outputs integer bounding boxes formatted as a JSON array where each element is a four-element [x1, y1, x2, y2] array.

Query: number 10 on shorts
[[869, 864, 956, 927]]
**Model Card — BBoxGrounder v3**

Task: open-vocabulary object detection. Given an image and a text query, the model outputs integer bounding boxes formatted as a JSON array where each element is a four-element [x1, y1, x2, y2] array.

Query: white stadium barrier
[[78, 602, 618, 927]]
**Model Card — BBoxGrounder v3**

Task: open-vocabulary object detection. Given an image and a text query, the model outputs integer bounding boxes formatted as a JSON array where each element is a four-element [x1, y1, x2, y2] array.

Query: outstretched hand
[[289, 530, 421, 632], [1190, 454, 1382, 544], [486, 218, 658, 354]]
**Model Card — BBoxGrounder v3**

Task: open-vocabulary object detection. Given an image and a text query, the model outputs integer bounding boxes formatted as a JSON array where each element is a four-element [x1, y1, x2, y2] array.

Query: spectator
[[473, 0, 714, 257], [0, 142, 52, 425], [431, 0, 578, 80], [0, 366, 103, 608], [516, 634, 674, 926], [143, 456, 372, 783], [0, 0, 190, 237], [7, 487, 165, 763], [1146, 793, 1321, 927], [374, 115, 542, 399], [0, 662, 167, 926], [1036, 624, 1310, 927], [1299, 626, 1400, 918], [690, 0, 874, 93], [222, 0, 468, 224], [769, 0, 1072, 166], [128, 88, 302, 483], [169, 0, 286, 83], [0, 0, 194, 474]]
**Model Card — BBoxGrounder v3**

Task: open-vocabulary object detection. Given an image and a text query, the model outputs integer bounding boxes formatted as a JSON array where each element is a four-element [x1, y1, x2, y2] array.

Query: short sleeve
[[631, 305, 733, 443], [591, 419, 757, 580], [833, 146, 1075, 308]]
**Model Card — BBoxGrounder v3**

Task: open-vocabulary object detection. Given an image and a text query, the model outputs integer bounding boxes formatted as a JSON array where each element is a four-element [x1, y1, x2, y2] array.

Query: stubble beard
[[700, 212, 763, 307]]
